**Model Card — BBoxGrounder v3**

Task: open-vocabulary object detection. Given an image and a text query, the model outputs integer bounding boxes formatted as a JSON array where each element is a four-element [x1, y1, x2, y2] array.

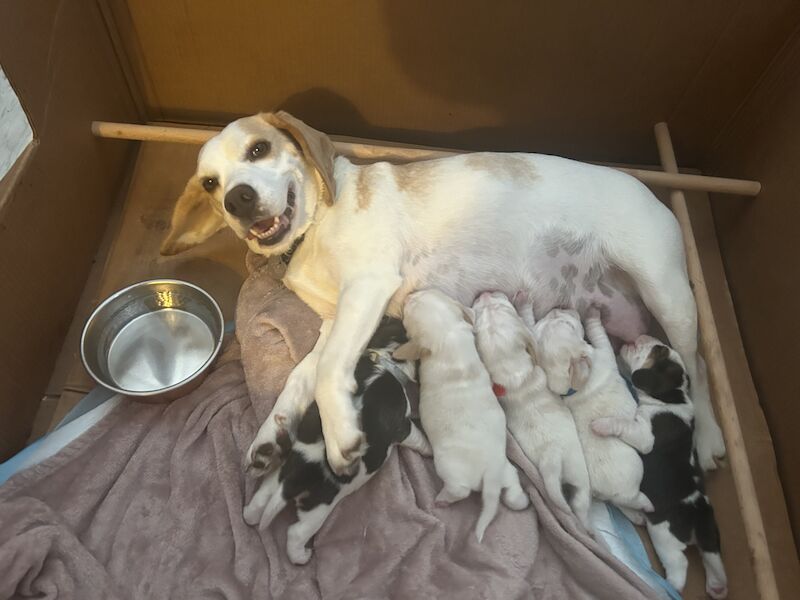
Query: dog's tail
[[475, 469, 502, 542]]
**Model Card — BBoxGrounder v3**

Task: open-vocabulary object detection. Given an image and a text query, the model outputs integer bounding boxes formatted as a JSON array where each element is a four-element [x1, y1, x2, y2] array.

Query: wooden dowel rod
[[91, 120, 761, 196], [654, 122, 778, 600]]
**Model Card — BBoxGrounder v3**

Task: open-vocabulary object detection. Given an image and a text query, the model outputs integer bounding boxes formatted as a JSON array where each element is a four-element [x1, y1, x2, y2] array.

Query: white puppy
[[532, 306, 652, 513], [473, 292, 592, 530], [394, 289, 529, 541]]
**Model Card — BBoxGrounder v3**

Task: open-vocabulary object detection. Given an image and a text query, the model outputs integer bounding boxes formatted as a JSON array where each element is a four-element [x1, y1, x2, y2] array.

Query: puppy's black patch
[[296, 402, 323, 444], [275, 317, 417, 517], [641, 412, 696, 523], [631, 345, 724, 570], [362, 373, 413, 473], [631, 345, 688, 405]]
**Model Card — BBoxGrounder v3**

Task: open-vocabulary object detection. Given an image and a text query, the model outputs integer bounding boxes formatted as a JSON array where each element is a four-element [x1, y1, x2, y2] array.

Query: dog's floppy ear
[[393, 341, 423, 361], [160, 177, 226, 256], [261, 111, 337, 206]]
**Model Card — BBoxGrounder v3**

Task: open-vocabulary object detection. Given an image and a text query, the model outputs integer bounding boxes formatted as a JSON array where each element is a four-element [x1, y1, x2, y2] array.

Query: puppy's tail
[[501, 461, 530, 511], [539, 450, 573, 516], [475, 472, 502, 543]]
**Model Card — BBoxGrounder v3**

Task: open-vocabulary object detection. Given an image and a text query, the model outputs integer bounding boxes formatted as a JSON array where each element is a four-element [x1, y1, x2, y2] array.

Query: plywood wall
[[706, 24, 800, 551]]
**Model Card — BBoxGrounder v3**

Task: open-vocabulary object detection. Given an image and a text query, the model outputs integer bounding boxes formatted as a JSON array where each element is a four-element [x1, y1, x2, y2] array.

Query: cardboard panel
[[706, 26, 800, 550], [0, 0, 138, 459], [111, 0, 800, 165]]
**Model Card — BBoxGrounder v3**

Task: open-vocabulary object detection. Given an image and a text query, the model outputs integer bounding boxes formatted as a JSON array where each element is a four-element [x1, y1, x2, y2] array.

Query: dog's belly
[[390, 234, 650, 343]]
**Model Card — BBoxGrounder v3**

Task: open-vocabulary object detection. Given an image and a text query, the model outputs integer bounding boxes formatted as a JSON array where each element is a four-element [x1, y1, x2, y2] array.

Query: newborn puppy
[[594, 335, 727, 598], [473, 292, 592, 530], [532, 307, 652, 513], [395, 289, 529, 541], [243, 317, 431, 565]]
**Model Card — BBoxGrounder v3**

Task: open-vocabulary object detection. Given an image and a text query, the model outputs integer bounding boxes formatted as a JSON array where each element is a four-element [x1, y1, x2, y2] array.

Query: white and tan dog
[[532, 307, 652, 513], [161, 111, 724, 475], [394, 289, 528, 541], [473, 292, 592, 530]]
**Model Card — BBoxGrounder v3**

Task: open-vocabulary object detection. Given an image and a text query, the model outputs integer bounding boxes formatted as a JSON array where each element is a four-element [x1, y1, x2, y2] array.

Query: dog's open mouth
[[246, 187, 296, 246]]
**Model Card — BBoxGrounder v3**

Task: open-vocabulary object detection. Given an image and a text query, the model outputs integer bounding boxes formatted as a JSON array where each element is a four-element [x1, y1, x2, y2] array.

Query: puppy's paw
[[706, 583, 728, 599], [590, 417, 618, 438], [287, 543, 313, 566], [242, 503, 263, 526], [585, 304, 602, 321], [245, 414, 293, 476]]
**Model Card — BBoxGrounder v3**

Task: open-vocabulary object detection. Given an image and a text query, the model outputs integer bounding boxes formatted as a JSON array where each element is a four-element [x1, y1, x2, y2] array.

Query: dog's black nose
[[224, 184, 258, 217]]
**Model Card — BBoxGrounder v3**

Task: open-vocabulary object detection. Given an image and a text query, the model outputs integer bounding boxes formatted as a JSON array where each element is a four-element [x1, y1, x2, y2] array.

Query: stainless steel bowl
[[81, 279, 224, 402]]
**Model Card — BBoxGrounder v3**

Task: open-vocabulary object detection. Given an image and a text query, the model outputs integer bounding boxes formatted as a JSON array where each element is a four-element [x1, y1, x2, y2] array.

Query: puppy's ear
[[393, 341, 423, 361], [633, 358, 685, 396], [261, 111, 337, 206], [160, 177, 226, 255], [631, 368, 658, 395], [461, 306, 476, 327], [569, 351, 592, 390]]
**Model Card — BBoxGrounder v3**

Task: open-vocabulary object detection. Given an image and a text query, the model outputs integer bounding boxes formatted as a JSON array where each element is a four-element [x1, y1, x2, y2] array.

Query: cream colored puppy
[[395, 289, 529, 541], [532, 306, 652, 513], [473, 292, 592, 530]]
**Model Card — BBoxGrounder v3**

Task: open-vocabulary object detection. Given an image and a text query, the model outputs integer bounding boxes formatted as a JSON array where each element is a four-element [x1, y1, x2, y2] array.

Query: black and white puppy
[[592, 335, 728, 599], [243, 317, 432, 565]]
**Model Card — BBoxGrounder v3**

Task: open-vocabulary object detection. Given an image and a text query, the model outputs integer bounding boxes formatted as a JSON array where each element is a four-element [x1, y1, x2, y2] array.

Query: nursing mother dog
[[161, 111, 725, 477]]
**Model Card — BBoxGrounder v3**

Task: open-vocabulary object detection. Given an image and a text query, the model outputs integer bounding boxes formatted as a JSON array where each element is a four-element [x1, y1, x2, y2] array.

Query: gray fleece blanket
[[0, 255, 657, 600]]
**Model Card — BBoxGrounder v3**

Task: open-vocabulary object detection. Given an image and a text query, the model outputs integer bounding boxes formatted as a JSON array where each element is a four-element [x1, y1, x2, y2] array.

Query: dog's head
[[531, 308, 592, 395], [393, 289, 474, 360], [473, 291, 537, 388], [620, 335, 689, 403], [160, 112, 336, 257]]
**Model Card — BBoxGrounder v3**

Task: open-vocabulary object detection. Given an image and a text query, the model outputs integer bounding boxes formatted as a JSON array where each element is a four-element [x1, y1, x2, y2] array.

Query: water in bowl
[[107, 308, 215, 392]]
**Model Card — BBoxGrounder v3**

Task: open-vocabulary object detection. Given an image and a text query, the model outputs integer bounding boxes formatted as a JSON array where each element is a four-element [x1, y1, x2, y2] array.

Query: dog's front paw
[[245, 413, 293, 476], [326, 427, 366, 476], [695, 419, 726, 471]]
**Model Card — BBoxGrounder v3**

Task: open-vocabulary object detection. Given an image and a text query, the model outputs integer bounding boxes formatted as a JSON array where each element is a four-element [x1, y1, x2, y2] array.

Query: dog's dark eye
[[201, 177, 218, 192], [247, 140, 271, 161]]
